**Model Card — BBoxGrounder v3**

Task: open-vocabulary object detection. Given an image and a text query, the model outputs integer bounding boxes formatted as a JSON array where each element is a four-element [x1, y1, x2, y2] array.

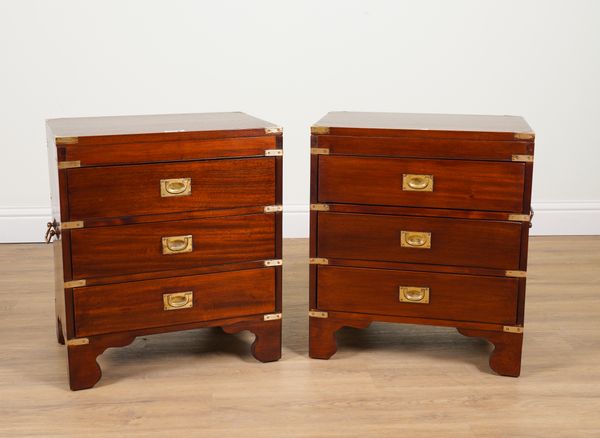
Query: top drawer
[[318, 155, 525, 212], [66, 158, 275, 220]]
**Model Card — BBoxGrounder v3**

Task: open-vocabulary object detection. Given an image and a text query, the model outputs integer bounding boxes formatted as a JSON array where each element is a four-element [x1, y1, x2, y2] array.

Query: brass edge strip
[[67, 338, 90, 346], [57, 160, 81, 169], [265, 127, 283, 134], [264, 259, 283, 267], [264, 205, 283, 213], [514, 133, 535, 140], [56, 137, 79, 145], [264, 313, 282, 321], [309, 310, 328, 318], [311, 148, 330, 155], [61, 221, 84, 230], [265, 149, 283, 156], [508, 213, 531, 222], [64, 279, 86, 288], [503, 326, 524, 334], [505, 270, 527, 278], [310, 203, 329, 211], [512, 155, 534, 162], [311, 126, 330, 135], [309, 258, 329, 265]]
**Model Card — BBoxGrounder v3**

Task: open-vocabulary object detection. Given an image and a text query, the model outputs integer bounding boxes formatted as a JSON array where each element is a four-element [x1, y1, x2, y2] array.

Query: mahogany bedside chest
[[46, 112, 283, 390], [308, 112, 534, 377]]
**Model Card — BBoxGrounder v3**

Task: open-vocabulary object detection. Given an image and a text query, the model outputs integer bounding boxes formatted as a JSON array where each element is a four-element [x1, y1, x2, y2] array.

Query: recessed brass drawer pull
[[160, 178, 191, 197], [401, 231, 431, 249], [163, 291, 193, 310], [402, 174, 433, 191], [399, 286, 430, 304], [162, 235, 193, 254]]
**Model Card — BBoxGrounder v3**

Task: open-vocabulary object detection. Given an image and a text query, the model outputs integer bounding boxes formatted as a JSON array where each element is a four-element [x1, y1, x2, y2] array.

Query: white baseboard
[[1, 201, 599, 243]]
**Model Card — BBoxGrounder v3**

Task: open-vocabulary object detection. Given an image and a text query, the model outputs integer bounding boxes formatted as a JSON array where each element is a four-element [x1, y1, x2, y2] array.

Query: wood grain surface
[[318, 155, 526, 212], [66, 158, 275, 219], [1, 238, 599, 436]]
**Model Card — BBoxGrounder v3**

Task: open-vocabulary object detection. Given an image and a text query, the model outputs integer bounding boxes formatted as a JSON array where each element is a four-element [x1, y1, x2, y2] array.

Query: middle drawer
[[318, 212, 522, 270], [70, 213, 274, 279]]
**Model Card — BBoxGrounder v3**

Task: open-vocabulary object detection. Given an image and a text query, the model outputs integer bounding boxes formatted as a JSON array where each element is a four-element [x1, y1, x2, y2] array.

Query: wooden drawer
[[318, 155, 525, 212], [318, 212, 522, 270], [66, 158, 275, 220], [74, 268, 275, 337], [317, 266, 518, 325], [71, 213, 274, 279]]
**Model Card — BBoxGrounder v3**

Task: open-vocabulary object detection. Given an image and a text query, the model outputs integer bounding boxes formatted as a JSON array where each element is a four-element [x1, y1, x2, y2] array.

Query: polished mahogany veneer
[[309, 111, 534, 377], [47, 112, 283, 390]]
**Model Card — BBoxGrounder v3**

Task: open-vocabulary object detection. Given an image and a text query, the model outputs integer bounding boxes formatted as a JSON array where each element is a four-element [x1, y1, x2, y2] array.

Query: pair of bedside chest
[[47, 111, 534, 390]]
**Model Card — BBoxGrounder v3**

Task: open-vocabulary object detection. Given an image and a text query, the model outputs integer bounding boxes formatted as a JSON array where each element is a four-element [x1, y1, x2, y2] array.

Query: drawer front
[[318, 155, 525, 212], [67, 158, 275, 220], [318, 212, 522, 270], [74, 268, 275, 337], [317, 266, 518, 325], [71, 214, 274, 279]]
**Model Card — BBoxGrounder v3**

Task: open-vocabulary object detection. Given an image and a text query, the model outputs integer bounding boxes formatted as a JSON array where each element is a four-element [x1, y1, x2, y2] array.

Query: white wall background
[[1, 0, 599, 242]]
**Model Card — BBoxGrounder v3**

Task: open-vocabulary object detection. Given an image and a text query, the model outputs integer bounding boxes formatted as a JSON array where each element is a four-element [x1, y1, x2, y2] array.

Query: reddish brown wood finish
[[319, 155, 526, 212], [70, 214, 274, 279], [317, 266, 518, 325], [318, 212, 522, 270], [309, 111, 533, 377], [309, 316, 371, 360], [66, 158, 275, 220], [74, 268, 275, 337], [47, 112, 283, 390], [63, 136, 276, 167], [318, 135, 533, 161], [457, 328, 523, 377]]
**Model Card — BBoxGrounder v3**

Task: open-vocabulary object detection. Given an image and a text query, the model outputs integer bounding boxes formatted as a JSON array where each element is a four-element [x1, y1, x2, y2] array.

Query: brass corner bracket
[[265, 127, 283, 135], [61, 221, 84, 230], [56, 136, 79, 145], [311, 126, 330, 135], [64, 279, 86, 288], [507, 213, 531, 222], [264, 259, 283, 267], [310, 148, 330, 155], [66, 338, 89, 346], [264, 205, 283, 213], [57, 160, 81, 169], [503, 326, 524, 334], [309, 258, 328, 265], [310, 204, 329, 212], [505, 270, 527, 278], [309, 310, 328, 318], [265, 149, 283, 157], [512, 155, 534, 162], [264, 313, 282, 321], [514, 132, 535, 141]]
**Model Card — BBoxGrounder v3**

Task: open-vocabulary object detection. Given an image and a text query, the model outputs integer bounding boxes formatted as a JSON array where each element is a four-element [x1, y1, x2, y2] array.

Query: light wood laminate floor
[[1, 237, 599, 437]]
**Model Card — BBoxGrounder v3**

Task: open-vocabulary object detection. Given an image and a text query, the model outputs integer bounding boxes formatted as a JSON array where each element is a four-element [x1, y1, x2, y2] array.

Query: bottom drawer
[[74, 268, 275, 337], [317, 266, 518, 325]]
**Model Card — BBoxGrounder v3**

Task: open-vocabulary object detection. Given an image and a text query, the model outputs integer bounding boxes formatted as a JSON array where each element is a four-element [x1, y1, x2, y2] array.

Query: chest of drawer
[[48, 112, 284, 390], [318, 155, 526, 212], [66, 158, 275, 220], [317, 212, 523, 270], [309, 111, 533, 377]]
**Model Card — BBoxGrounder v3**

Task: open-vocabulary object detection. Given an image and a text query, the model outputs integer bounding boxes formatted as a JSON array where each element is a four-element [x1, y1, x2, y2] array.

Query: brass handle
[[163, 291, 193, 310], [401, 231, 431, 249], [162, 235, 193, 254], [403, 174, 433, 192], [160, 178, 191, 197], [399, 286, 430, 304]]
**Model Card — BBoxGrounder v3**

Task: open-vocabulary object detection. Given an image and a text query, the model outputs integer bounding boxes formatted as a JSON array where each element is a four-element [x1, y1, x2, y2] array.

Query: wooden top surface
[[46, 112, 281, 140], [312, 112, 534, 141]]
